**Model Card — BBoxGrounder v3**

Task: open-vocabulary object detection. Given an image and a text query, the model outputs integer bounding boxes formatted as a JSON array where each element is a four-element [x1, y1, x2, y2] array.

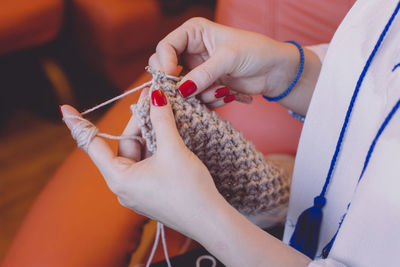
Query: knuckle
[[105, 158, 133, 194], [151, 106, 172, 125], [150, 108, 164, 122], [148, 53, 157, 65], [185, 17, 208, 27], [198, 67, 214, 85], [197, 91, 207, 102], [156, 40, 168, 53], [222, 46, 237, 59], [112, 157, 133, 172], [217, 48, 237, 73]]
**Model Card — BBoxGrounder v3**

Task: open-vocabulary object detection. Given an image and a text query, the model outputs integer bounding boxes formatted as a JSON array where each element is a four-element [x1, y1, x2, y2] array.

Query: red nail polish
[[178, 80, 197, 98], [59, 105, 63, 117], [215, 87, 230, 98], [151, 89, 167, 106], [223, 94, 236, 103]]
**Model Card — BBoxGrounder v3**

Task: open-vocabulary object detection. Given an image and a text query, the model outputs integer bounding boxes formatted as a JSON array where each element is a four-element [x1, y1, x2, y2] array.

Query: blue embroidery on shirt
[[392, 62, 400, 72]]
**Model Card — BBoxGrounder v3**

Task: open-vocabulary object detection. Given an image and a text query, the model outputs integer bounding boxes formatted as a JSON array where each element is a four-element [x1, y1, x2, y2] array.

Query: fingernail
[[223, 94, 236, 103], [59, 105, 63, 117], [215, 87, 230, 98], [151, 89, 167, 106], [178, 80, 197, 98]]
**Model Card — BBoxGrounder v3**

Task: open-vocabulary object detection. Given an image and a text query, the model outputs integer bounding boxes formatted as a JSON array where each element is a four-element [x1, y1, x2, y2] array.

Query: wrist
[[262, 42, 322, 116], [191, 195, 247, 266], [193, 194, 311, 267], [189, 193, 269, 266], [189, 192, 232, 244], [263, 42, 302, 99]]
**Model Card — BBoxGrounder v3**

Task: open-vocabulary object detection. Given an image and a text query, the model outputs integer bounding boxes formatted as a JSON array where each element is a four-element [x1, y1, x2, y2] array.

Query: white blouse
[[281, 0, 400, 266]]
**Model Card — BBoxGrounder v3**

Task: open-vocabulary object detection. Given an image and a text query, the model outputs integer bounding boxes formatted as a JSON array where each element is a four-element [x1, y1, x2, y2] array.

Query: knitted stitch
[[132, 75, 291, 215]]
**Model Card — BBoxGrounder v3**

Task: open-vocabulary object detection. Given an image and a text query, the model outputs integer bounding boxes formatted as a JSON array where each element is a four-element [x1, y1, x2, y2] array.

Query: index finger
[[61, 105, 132, 181], [155, 18, 210, 75]]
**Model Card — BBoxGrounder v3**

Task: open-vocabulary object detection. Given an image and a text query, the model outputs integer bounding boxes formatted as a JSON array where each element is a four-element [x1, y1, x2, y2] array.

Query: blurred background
[[0, 0, 355, 265], [0, 0, 215, 261]]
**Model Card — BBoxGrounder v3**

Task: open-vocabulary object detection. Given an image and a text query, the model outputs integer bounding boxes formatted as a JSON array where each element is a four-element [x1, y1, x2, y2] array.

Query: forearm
[[191, 194, 311, 267], [266, 43, 322, 117]]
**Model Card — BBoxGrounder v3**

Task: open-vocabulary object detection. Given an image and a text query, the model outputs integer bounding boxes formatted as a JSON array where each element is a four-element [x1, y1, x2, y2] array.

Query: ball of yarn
[[132, 78, 291, 215]]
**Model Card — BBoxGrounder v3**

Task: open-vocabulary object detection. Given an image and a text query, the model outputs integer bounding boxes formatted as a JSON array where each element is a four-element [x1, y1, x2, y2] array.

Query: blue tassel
[[289, 196, 326, 259]]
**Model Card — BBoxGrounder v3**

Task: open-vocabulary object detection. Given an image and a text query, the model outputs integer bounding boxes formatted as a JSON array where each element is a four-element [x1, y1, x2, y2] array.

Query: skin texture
[[149, 17, 321, 115], [62, 18, 323, 266]]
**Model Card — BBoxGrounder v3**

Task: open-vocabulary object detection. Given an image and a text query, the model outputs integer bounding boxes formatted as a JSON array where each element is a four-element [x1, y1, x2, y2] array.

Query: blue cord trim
[[288, 110, 305, 122], [392, 62, 400, 72], [322, 98, 400, 258], [319, 0, 400, 198], [290, 0, 400, 259], [319, 1, 400, 258], [263, 41, 304, 102]]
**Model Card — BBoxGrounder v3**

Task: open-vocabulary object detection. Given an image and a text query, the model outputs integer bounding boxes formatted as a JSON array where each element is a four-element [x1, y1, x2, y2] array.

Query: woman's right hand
[[150, 17, 321, 114]]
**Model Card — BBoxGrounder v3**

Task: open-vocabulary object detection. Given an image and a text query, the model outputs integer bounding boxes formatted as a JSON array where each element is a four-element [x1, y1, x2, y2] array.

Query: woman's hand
[[61, 88, 311, 267], [150, 17, 321, 115], [60, 88, 227, 238]]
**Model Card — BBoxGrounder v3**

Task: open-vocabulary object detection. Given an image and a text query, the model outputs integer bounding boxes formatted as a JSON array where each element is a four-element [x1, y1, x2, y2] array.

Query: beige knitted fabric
[[132, 76, 291, 215]]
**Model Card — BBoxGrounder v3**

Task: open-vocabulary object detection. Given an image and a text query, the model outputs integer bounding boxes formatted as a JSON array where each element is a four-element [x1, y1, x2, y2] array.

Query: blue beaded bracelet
[[288, 110, 305, 122], [263, 41, 304, 102]]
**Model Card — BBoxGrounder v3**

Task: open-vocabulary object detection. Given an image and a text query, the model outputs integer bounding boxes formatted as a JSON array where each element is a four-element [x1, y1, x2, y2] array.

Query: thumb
[[149, 89, 183, 151], [178, 50, 232, 98]]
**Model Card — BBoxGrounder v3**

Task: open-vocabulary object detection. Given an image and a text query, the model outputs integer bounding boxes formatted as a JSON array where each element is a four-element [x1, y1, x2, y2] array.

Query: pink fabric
[[215, 0, 356, 155], [216, 0, 355, 45]]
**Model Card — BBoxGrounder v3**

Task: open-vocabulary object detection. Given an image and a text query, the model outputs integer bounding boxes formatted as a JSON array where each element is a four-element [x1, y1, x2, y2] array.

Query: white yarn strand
[[143, 222, 218, 267], [64, 67, 181, 152], [160, 223, 172, 267], [81, 81, 152, 115], [145, 222, 162, 267], [63, 115, 143, 152], [143, 222, 172, 267], [68, 116, 98, 152], [81, 66, 180, 116], [196, 255, 217, 267]]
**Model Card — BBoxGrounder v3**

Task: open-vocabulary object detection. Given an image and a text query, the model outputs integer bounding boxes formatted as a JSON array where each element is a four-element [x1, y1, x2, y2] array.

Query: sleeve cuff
[[306, 44, 330, 63], [308, 258, 347, 267]]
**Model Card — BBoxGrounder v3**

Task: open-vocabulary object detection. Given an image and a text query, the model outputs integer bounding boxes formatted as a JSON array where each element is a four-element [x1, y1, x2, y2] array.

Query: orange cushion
[[72, 0, 213, 57], [72, 0, 162, 58], [0, 0, 63, 55], [71, 0, 214, 89], [1, 74, 184, 267]]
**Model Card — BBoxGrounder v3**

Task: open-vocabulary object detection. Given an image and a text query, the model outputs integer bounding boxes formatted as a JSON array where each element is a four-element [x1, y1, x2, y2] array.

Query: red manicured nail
[[59, 105, 63, 117], [215, 87, 230, 98], [178, 80, 197, 98], [151, 89, 167, 106], [223, 94, 236, 103]]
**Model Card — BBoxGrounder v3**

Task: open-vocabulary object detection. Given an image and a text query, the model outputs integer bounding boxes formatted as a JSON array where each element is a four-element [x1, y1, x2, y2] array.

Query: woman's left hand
[[61, 88, 227, 238], [61, 88, 312, 267]]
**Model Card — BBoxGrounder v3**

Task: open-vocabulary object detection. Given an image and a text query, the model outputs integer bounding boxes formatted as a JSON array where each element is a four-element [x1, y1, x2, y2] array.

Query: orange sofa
[[0, 0, 63, 55], [1, 0, 355, 266], [70, 0, 214, 89]]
